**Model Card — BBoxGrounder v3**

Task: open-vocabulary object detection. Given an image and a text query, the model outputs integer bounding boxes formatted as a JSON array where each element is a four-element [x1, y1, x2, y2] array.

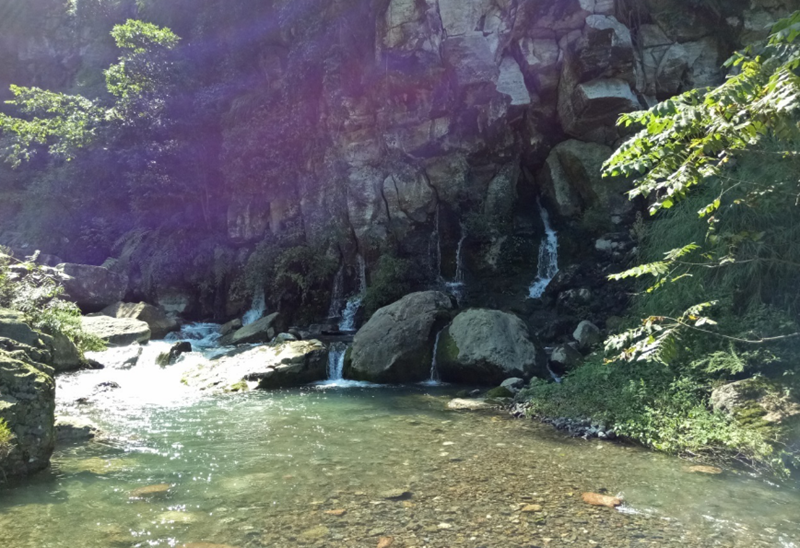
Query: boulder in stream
[[55, 263, 128, 313], [345, 291, 454, 383], [100, 302, 178, 339], [81, 315, 151, 347], [185, 339, 327, 391], [220, 312, 282, 346], [437, 309, 547, 385]]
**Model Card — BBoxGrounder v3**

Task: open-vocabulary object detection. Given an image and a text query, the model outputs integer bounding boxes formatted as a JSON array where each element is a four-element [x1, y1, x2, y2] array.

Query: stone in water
[[687, 465, 723, 475], [130, 483, 172, 499], [582, 492, 621, 508]]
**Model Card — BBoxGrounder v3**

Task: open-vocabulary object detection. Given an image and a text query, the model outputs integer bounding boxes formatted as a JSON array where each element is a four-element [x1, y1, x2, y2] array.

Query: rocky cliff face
[[0, 0, 795, 332]]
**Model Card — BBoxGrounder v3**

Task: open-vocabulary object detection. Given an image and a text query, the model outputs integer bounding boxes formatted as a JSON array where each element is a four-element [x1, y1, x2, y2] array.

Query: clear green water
[[1, 340, 799, 548]]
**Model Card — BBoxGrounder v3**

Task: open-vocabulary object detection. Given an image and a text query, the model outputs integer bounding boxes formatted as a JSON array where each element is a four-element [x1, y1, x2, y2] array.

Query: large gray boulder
[[81, 316, 151, 347], [0, 349, 56, 478], [100, 302, 178, 339], [437, 309, 546, 385], [56, 263, 127, 313], [220, 312, 282, 346], [345, 291, 454, 383], [185, 340, 327, 391]]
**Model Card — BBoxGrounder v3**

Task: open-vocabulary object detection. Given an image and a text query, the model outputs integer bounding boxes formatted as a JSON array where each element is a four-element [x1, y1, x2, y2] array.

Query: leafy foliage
[[0, 418, 13, 464], [0, 251, 105, 353], [524, 355, 785, 474], [603, 12, 800, 364]]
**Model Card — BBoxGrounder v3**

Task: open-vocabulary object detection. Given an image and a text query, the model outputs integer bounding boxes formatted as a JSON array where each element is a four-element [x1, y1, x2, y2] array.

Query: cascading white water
[[339, 254, 367, 332], [327, 343, 347, 381], [528, 201, 559, 299], [420, 328, 445, 386], [242, 288, 266, 326], [165, 322, 223, 348]]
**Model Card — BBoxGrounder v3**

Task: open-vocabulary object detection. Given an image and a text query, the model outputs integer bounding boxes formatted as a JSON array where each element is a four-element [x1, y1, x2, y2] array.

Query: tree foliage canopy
[[603, 11, 800, 365]]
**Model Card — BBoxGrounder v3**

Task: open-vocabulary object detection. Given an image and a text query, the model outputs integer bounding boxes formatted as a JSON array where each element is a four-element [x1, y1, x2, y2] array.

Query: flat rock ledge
[[185, 340, 327, 391]]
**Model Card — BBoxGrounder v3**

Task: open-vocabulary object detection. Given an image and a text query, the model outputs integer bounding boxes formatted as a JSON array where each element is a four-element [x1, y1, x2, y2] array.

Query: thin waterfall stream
[[528, 200, 559, 299], [421, 327, 446, 386], [242, 288, 266, 326], [339, 254, 367, 332]]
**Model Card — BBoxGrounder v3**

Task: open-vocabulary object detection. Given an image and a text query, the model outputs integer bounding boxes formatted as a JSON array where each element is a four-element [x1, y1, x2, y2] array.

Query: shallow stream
[[1, 333, 799, 548]]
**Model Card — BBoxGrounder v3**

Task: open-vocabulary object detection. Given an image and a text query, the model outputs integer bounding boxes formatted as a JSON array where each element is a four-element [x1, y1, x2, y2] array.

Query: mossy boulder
[[345, 291, 454, 383], [437, 309, 547, 385], [0, 349, 56, 478]]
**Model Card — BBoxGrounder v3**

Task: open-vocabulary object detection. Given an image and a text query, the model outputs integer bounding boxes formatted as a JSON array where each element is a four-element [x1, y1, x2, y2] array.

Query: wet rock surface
[[347, 292, 454, 383], [185, 340, 328, 391]]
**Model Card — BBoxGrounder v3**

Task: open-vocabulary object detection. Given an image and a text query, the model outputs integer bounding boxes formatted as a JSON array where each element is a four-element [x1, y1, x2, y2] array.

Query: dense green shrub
[[524, 355, 783, 473], [0, 251, 105, 353], [0, 418, 13, 463]]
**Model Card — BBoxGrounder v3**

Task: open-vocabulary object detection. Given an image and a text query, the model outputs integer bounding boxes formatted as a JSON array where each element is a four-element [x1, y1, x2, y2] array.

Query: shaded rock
[[47, 330, 83, 373], [221, 312, 281, 346], [0, 308, 46, 349], [500, 377, 525, 393], [0, 337, 52, 374], [346, 291, 454, 383], [539, 139, 625, 219], [582, 492, 622, 507], [550, 343, 583, 371], [186, 340, 327, 391], [100, 302, 178, 339], [559, 78, 640, 142], [486, 386, 514, 399], [710, 378, 800, 424], [55, 263, 127, 313], [55, 416, 98, 444], [437, 309, 546, 385], [157, 341, 192, 366], [220, 318, 242, 337], [573, 320, 601, 349], [81, 316, 151, 347], [0, 349, 55, 478]]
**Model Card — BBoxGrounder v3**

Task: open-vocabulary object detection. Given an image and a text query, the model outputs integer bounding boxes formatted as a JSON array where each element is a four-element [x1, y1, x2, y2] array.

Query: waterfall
[[443, 224, 467, 304], [328, 265, 345, 319], [421, 328, 445, 386], [326, 342, 347, 381], [165, 323, 222, 349], [242, 288, 266, 326], [528, 201, 559, 299], [338, 254, 367, 332]]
